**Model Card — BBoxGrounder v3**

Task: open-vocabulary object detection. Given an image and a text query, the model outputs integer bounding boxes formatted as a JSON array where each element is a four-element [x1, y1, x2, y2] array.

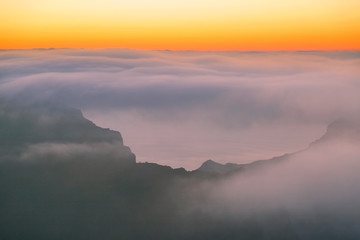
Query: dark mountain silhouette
[[197, 159, 242, 173], [0, 102, 125, 145], [0, 102, 359, 240], [194, 155, 291, 175], [0, 101, 135, 163]]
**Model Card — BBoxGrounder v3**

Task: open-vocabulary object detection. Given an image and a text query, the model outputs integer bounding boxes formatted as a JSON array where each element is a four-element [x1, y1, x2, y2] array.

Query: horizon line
[[1, 47, 360, 52]]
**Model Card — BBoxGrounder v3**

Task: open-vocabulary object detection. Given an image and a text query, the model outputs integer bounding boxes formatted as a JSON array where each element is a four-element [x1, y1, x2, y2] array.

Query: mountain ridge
[[0, 101, 136, 163], [195, 119, 360, 174], [1, 101, 359, 175]]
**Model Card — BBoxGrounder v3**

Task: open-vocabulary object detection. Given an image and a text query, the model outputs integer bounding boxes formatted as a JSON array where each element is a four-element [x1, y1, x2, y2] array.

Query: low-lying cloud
[[19, 142, 134, 162], [175, 137, 360, 238], [1, 49, 359, 169]]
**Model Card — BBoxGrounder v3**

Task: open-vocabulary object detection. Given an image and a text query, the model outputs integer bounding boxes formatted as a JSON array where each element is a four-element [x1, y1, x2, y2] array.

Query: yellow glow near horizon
[[1, 0, 359, 50]]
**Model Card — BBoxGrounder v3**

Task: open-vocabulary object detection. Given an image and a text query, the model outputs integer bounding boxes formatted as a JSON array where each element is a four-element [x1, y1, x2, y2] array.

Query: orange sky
[[1, 0, 360, 50]]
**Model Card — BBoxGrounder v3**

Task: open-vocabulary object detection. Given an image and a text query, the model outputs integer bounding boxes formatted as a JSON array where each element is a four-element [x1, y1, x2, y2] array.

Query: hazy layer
[[1, 49, 359, 169]]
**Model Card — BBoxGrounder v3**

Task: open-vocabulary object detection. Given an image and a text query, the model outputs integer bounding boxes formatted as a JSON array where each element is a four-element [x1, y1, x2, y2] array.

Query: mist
[[1, 49, 359, 169], [165, 119, 360, 238], [1, 49, 360, 239], [184, 140, 360, 213]]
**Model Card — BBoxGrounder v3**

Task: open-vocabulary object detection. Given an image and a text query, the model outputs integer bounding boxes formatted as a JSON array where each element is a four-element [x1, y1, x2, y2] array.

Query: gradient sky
[[1, 0, 360, 50]]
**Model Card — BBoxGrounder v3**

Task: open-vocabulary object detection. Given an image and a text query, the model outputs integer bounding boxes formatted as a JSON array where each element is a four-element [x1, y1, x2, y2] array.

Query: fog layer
[[1, 49, 359, 169]]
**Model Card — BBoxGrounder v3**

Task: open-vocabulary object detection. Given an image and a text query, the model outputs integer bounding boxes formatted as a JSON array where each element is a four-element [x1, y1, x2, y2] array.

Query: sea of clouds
[[1, 49, 359, 169]]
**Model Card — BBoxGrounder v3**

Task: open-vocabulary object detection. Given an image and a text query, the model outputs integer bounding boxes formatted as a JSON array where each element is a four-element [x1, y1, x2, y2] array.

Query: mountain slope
[[0, 101, 135, 163]]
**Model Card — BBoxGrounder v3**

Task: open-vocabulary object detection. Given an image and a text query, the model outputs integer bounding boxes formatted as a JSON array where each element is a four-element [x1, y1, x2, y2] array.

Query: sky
[[1, 0, 360, 50], [1, 49, 359, 169]]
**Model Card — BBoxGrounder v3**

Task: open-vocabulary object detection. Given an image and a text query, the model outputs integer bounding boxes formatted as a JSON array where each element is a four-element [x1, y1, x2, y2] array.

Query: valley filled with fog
[[1, 49, 359, 169], [1, 49, 360, 239]]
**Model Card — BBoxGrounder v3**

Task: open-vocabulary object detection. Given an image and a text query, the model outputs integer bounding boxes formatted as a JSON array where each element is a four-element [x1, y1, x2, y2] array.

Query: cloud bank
[[1, 49, 359, 169]]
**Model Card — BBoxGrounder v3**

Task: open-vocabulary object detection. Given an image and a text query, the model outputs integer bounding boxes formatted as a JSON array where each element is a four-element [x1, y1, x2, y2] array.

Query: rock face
[[0, 101, 136, 163]]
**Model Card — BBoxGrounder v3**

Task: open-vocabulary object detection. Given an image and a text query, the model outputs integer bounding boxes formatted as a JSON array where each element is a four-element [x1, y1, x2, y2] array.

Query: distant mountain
[[195, 119, 360, 175], [0, 102, 123, 145], [194, 154, 290, 176], [0, 101, 135, 163], [197, 159, 243, 173], [310, 119, 360, 147]]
